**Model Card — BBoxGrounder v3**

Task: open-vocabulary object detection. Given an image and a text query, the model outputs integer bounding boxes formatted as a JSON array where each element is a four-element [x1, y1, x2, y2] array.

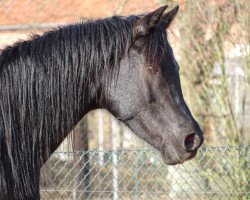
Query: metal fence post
[[112, 117, 120, 200], [98, 110, 104, 166]]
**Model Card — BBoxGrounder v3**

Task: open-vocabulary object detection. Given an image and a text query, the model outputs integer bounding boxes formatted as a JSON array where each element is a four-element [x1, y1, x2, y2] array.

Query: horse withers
[[0, 5, 203, 199]]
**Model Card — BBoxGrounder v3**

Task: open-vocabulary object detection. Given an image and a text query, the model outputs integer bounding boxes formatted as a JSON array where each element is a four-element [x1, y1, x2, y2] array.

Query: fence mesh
[[40, 145, 249, 200]]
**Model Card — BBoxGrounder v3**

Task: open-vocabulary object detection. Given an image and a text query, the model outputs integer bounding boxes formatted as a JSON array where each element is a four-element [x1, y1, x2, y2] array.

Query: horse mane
[[0, 16, 137, 90], [0, 15, 166, 199]]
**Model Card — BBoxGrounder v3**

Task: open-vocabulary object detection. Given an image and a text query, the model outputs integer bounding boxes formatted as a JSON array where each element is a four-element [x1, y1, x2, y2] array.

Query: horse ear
[[160, 5, 179, 28], [133, 5, 168, 40]]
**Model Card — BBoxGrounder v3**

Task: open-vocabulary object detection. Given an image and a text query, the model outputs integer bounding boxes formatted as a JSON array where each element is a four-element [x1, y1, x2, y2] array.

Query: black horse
[[0, 5, 203, 199]]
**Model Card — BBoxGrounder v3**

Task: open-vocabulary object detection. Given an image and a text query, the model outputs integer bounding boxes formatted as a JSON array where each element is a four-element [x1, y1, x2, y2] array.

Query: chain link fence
[[40, 145, 249, 200]]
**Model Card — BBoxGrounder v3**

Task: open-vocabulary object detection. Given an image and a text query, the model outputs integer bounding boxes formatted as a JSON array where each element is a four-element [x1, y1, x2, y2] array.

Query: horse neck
[[44, 19, 133, 147], [35, 31, 102, 157], [0, 19, 132, 161]]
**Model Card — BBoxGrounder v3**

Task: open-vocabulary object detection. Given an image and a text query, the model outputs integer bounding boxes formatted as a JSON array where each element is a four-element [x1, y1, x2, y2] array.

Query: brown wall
[[0, 0, 162, 25]]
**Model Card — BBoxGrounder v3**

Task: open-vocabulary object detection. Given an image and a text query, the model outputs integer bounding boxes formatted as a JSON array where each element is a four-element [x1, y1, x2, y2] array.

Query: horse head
[[104, 6, 204, 165]]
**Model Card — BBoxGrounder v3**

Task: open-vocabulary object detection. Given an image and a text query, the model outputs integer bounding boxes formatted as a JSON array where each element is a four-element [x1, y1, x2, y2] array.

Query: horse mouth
[[186, 150, 197, 161], [162, 147, 198, 166]]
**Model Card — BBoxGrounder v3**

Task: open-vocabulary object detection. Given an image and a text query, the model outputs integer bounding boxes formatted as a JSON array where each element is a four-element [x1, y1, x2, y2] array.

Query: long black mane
[[0, 15, 165, 199]]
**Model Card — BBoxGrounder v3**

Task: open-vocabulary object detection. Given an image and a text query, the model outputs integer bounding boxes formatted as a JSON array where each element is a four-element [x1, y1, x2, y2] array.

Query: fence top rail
[[53, 144, 249, 154]]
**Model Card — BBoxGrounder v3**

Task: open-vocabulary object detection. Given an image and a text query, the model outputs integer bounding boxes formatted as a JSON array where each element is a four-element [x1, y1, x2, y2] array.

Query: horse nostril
[[184, 133, 201, 152]]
